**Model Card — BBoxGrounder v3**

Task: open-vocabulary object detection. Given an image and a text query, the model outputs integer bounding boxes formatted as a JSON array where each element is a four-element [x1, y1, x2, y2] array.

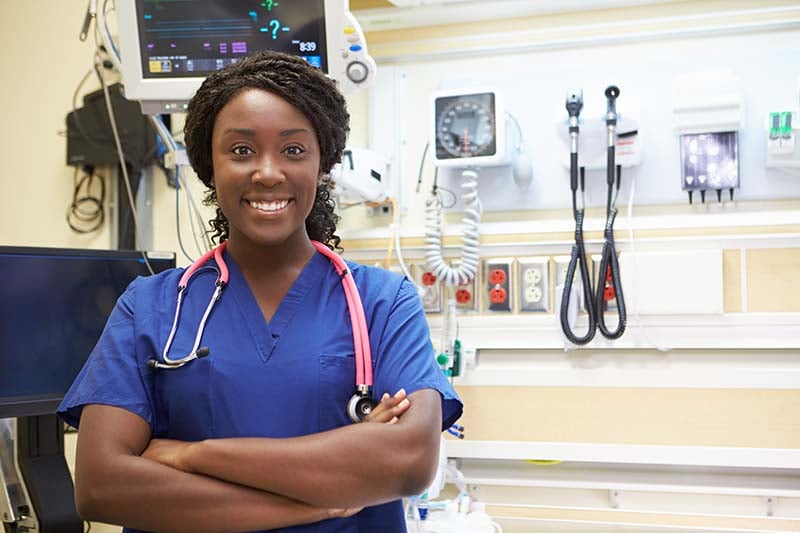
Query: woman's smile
[[246, 198, 292, 217]]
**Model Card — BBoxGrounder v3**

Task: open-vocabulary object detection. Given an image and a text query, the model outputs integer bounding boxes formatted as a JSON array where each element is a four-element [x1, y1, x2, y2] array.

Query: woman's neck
[[224, 232, 316, 275]]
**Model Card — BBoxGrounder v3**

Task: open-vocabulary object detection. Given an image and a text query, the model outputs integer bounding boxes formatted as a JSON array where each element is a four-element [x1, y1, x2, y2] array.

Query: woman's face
[[211, 88, 320, 250]]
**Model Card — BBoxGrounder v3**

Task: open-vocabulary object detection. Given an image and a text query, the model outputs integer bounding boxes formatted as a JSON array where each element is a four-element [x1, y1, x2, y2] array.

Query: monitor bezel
[[116, 0, 348, 112]]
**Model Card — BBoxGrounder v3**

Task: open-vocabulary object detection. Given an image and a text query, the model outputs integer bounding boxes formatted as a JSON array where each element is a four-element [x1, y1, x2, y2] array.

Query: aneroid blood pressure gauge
[[432, 89, 507, 167]]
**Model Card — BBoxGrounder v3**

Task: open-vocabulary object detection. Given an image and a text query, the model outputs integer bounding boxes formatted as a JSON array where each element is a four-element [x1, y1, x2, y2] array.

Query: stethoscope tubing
[[311, 241, 373, 387], [157, 240, 373, 389], [160, 244, 229, 367]]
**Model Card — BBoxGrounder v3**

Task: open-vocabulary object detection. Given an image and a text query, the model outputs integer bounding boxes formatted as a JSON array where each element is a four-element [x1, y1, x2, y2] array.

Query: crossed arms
[[74, 388, 442, 533]]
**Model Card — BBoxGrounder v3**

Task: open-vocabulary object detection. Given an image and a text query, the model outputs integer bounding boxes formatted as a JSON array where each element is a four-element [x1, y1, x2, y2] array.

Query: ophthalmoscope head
[[605, 85, 620, 100], [565, 89, 583, 118], [605, 85, 620, 123]]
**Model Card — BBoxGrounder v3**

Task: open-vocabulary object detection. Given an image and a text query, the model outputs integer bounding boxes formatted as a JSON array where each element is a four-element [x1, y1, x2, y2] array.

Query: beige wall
[[0, 3, 109, 249]]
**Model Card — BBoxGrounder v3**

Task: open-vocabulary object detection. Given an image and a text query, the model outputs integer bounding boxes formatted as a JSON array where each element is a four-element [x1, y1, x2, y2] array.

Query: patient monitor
[[116, 0, 376, 114]]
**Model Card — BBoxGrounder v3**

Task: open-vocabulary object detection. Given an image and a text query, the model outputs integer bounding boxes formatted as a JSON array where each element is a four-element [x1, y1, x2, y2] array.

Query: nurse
[[58, 50, 462, 532]]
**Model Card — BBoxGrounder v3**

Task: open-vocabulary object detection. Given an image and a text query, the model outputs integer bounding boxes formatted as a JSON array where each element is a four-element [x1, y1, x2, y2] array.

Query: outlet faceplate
[[412, 263, 442, 313], [483, 258, 513, 312], [554, 255, 584, 314], [517, 256, 551, 312]]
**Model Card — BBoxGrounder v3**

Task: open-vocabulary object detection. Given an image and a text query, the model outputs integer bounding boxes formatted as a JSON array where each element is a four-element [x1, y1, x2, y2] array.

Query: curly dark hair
[[184, 50, 349, 250]]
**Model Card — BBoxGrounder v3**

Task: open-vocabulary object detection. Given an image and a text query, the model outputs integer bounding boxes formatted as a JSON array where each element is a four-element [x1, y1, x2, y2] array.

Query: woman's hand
[[141, 438, 194, 472], [363, 388, 410, 424]]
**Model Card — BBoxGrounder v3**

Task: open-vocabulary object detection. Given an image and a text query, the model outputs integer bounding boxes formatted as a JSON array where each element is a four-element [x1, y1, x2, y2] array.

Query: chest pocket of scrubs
[[152, 356, 214, 440], [318, 353, 356, 432]]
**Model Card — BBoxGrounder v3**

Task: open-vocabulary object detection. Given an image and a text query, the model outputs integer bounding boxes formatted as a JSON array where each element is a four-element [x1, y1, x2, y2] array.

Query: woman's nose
[[251, 156, 285, 187]]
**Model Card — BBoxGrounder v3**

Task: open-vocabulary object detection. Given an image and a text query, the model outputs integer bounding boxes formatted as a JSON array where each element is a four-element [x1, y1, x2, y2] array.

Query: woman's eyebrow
[[219, 128, 311, 137], [280, 128, 313, 137], [221, 127, 256, 137]]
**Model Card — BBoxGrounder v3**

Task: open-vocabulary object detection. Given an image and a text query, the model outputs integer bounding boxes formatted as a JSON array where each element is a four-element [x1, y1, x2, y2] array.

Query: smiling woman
[[211, 89, 321, 254], [57, 50, 462, 533]]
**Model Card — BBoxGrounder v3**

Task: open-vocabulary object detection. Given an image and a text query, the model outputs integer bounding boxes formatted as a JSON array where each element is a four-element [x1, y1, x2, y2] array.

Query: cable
[[174, 168, 195, 263], [436, 186, 457, 209], [560, 90, 596, 345], [150, 115, 212, 256], [416, 142, 430, 194], [98, 0, 123, 73], [505, 111, 523, 150], [392, 199, 414, 282], [594, 85, 627, 340], [384, 197, 398, 269], [424, 169, 482, 287], [66, 166, 106, 233], [177, 165, 213, 254], [95, 56, 154, 275]]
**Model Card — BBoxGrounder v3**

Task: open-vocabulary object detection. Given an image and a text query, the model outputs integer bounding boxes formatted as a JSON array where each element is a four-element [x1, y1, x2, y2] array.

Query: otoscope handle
[[570, 153, 579, 191], [607, 146, 615, 186]]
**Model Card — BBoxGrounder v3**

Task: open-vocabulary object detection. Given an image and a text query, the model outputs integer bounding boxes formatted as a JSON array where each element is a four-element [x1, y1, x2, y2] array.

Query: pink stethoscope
[[147, 240, 378, 423]]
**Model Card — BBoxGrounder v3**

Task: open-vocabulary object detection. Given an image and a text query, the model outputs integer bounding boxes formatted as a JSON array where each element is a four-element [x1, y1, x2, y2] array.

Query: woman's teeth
[[249, 199, 289, 212]]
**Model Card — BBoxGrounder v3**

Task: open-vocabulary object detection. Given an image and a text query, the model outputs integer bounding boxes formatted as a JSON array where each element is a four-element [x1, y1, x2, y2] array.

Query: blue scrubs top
[[58, 249, 462, 533]]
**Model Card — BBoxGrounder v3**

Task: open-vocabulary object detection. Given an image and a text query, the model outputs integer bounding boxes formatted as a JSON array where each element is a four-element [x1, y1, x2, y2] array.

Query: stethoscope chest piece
[[347, 393, 379, 423]]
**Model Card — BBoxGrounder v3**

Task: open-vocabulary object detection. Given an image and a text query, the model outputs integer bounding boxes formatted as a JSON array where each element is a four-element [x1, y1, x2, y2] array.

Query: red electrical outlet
[[489, 269, 507, 285], [456, 288, 472, 304], [489, 287, 507, 304], [483, 259, 513, 312], [413, 263, 442, 313], [422, 271, 437, 286]]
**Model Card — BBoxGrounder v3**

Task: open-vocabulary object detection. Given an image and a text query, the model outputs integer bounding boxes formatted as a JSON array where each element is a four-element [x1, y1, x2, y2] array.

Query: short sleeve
[[372, 278, 463, 430], [57, 278, 154, 429]]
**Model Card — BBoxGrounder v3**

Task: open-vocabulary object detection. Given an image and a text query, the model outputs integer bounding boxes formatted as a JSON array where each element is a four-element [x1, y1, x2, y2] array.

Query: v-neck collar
[[223, 249, 329, 363]]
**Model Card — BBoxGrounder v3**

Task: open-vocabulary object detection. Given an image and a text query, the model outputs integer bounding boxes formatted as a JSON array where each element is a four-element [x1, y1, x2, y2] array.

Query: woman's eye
[[284, 145, 306, 156], [231, 145, 253, 156]]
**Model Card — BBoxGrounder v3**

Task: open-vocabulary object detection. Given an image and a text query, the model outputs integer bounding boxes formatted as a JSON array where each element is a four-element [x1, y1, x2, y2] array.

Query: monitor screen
[[0, 248, 175, 418], [135, 0, 327, 78], [117, 0, 375, 114]]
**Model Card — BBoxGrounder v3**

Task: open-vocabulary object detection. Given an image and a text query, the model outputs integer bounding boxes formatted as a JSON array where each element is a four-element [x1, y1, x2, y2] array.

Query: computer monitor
[[116, 0, 376, 114], [0, 247, 175, 419]]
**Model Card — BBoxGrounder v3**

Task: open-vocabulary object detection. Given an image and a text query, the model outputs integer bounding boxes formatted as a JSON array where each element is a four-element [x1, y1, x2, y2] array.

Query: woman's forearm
[[180, 390, 442, 509], [75, 404, 333, 533], [77, 452, 331, 533]]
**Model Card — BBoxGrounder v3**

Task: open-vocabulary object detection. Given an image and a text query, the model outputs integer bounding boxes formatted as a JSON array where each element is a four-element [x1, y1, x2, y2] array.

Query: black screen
[[0, 248, 174, 418], [136, 0, 327, 77]]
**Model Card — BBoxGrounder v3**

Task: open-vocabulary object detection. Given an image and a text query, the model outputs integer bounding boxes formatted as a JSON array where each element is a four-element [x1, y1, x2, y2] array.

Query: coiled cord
[[595, 167, 627, 339], [424, 169, 482, 287], [560, 204, 597, 345]]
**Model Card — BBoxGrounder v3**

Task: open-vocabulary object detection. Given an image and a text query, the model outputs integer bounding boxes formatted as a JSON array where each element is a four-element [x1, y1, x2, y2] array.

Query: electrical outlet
[[450, 262, 478, 313], [483, 258, 513, 312], [553, 255, 584, 314], [591, 254, 618, 311], [412, 263, 442, 313], [517, 257, 551, 312]]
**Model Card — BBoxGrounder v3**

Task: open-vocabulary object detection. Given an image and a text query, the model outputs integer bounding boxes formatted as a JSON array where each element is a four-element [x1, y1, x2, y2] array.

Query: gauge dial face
[[435, 93, 497, 160]]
